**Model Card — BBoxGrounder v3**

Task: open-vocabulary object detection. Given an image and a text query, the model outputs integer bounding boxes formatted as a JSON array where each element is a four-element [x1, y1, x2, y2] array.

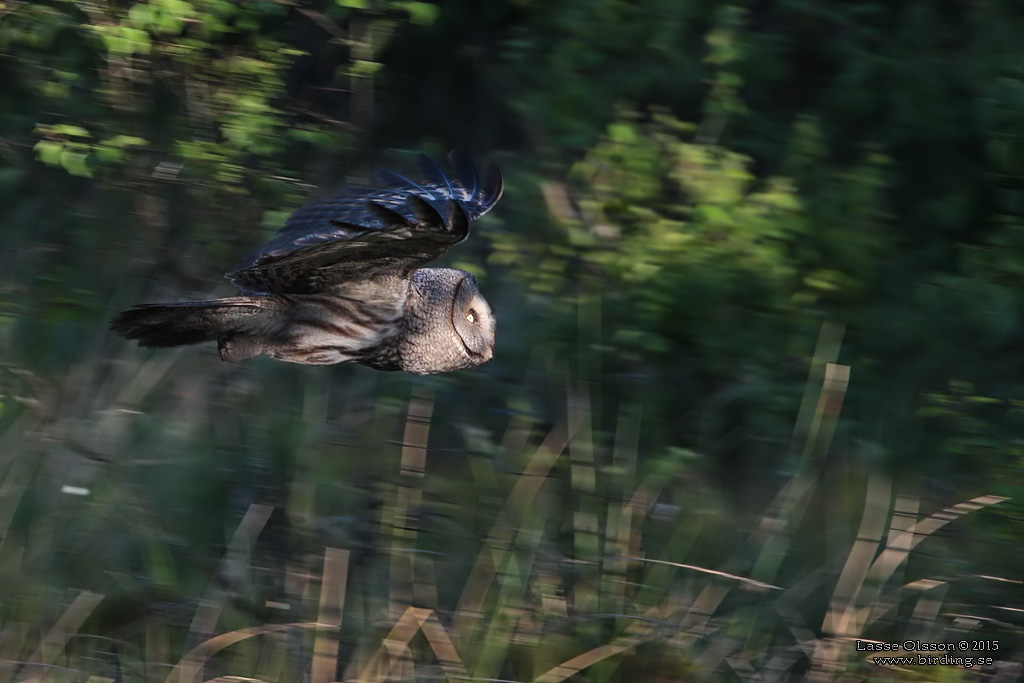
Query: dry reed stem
[[312, 548, 350, 683], [16, 591, 103, 683], [809, 493, 1009, 683], [355, 607, 468, 683], [452, 415, 572, 647], [189, 504, 275, 636], [179, 504, 274, 683], [618, 556, 781, 591], [604, 405, 642, 612], [166, 622, 327, 683], [389, 388, 433, 614], [855, 493, 1008, 632], [532, 606, 662, 683], [824, 472, 892, 637]]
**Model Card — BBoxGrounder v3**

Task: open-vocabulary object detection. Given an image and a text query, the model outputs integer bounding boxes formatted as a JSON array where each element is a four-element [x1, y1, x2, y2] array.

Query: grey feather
[[111, 152, 501, 374]]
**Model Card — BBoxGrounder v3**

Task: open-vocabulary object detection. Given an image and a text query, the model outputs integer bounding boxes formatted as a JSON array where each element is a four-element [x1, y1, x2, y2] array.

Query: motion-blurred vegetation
[[1, 0, 1022, 681]]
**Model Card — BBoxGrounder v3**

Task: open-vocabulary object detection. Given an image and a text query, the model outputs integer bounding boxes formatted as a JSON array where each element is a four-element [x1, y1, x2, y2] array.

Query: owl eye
[[466, 310, 476, 324]]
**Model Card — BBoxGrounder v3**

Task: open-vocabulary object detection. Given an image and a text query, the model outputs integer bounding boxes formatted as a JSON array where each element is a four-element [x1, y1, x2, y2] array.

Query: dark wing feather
[[229, 151, 502, 295]]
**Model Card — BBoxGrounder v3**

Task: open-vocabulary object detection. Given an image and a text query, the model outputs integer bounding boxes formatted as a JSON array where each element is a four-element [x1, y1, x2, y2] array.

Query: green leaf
[[40, 81, 71, 100], [261, 210, 291, 229], [395, 1, 439, 25], [127, 3, 154, 28], [99, 32, 126, 55], [351, 59, 383, 75], [336, 0, 369, 7], [287, 128, 330, 145], [94, 145, 125, 164], [608, 122, 636, 144], [157, 0, 194, 17], [109, 26, 151, 54], [206, 0, 238, 17], [155, 11, 184, 35], [106, 135, 148, 148], [53, 124, 91, 138], [96, 134, 147, 164], [59, 150, 92, 177], [34, 140, 63, 166]]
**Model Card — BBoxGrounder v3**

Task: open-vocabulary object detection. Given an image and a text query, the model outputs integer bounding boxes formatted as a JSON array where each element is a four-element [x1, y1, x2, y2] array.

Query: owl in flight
[[111, 151, 502, 374]]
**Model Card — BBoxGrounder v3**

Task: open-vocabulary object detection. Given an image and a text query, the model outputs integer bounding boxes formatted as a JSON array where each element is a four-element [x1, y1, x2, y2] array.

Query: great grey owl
[[111, 151, 502, 374]]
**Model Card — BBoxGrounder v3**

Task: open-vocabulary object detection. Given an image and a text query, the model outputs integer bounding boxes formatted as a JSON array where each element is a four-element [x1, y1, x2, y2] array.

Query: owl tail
[[110, 297, 274, 361]]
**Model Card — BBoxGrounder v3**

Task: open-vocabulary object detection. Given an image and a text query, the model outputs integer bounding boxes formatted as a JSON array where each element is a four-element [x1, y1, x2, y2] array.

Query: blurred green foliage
[[1, 0, 1023, 680]]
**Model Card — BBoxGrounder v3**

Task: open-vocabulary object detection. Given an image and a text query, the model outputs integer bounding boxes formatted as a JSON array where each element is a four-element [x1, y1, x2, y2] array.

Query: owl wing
[[228, 151, 503, 295]]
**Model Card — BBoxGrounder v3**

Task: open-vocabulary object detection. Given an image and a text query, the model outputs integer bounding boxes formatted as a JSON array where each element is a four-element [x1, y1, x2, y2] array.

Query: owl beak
[[482, 333, 494, 361]]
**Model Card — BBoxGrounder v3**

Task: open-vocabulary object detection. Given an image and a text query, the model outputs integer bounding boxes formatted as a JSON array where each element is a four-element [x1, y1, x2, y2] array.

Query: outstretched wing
[[229, 151, 503, 295]]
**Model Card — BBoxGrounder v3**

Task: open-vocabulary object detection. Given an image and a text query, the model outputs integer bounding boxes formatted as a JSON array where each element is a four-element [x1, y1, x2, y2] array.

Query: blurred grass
[[0, 322, 1015, 683]]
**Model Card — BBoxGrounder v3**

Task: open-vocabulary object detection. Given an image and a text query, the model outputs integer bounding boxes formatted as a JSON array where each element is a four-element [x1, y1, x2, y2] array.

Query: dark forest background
[[0, 1, 1022, 681]]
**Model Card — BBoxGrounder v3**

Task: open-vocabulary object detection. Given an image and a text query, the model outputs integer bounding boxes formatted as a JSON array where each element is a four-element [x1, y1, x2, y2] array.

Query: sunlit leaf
[[52, 124, 91, 138], [351, 59, 383, 75], [395, 1, 440, 25], [33, 140, 63, 166], [127, 3, 154, 28], [59, 150, 92, 177], [105, 135, 148, 148]]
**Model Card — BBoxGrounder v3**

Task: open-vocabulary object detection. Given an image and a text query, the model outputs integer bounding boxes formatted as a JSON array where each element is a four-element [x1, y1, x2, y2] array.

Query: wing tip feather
[[479, 158, 503, 213], [447, 149, 479, 198], [414, 153, 453, 194], [227, 150, 503, 294]]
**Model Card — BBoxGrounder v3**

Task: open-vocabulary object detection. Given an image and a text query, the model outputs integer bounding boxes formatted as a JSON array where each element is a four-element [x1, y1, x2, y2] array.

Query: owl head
[[401, 268, 495, 374]]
